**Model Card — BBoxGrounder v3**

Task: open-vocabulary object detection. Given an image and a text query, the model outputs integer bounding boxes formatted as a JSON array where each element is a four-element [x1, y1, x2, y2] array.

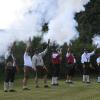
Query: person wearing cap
[[32, 40, 50, 88], [96, 54, 100, 82], [22, 47, 32, 90], [65, 48, 76, 84], [4, 47, 17, 92], [81, 49, 95, 83], [51, 48, 62, 86]]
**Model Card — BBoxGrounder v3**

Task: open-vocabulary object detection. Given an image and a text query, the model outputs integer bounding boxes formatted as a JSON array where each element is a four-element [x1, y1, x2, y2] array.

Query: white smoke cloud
[[44, 0, 90, 44], [0, 0, 34, 55], [92, 35, 100, 48], [0, 0, 32, 29], [0, 0, 90, 55]]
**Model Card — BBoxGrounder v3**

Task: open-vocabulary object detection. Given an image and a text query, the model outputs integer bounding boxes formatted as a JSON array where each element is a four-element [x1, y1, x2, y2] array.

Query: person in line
[[96, 54, 100, 83], [32, 40, 50, 88], [4, 47, 17, 92], [51, 47, 62, 86], [22, 47, 33, 90], [65, 48, 76, 84], [81, 49, 95, 83]]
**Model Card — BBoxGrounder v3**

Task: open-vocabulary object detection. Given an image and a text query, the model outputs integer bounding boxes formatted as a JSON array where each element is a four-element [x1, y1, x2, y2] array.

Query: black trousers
[[52, 64, 60, 77], [83, 62, 90, 75], [36, 66, 48, 78], [66, 64, 75, 76], [96, 65, 100, 76], [5, 67, 16, 82]]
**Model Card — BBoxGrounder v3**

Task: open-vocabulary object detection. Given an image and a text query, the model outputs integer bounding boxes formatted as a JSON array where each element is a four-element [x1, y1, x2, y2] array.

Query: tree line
[[0, 0, 100, 77]]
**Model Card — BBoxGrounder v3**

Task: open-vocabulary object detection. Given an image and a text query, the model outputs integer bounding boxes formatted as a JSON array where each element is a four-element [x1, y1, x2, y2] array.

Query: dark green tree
[[76, 0, 100, 43]]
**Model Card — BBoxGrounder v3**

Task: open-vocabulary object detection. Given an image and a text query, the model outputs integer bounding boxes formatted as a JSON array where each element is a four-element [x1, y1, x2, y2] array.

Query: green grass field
[[0, 78, 100, 100]]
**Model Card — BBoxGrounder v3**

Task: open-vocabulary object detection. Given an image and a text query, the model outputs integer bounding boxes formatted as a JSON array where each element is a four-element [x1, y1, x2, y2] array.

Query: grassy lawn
[[0, 77, 100, 100]]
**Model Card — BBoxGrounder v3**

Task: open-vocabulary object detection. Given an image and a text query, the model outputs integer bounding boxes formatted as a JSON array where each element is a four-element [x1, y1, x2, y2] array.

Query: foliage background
[[0, 0, 100, 78]]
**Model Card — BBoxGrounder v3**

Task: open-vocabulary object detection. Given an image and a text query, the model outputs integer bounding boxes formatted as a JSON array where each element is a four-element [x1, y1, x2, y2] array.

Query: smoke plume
[[0, 0, 90, 55], [92, 35, 100, 48]]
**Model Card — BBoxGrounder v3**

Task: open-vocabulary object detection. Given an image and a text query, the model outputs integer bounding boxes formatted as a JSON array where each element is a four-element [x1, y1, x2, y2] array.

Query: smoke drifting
[[92, 35, 100, 48], [0, 0, 90, 55], [44, 0, 90, 44]]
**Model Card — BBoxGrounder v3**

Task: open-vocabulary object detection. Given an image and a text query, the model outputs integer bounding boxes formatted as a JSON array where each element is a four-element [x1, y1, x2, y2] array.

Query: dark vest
[[6, 55, 13, 69]]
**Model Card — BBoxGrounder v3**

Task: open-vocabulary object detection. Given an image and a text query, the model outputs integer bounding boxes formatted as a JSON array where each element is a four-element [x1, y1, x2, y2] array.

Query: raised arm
[[39, 39, 50, 56], [88, 50, 95, 56], [39, 48, 48, 57]]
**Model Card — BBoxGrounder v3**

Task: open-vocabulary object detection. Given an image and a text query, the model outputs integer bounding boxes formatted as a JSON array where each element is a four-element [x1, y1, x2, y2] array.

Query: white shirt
[[24, 52, 32, 67], [52, 53, 59, 58], [32, 48, 47, 70], [81, 51, 95, 63], [97, 57, 100, 64]]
